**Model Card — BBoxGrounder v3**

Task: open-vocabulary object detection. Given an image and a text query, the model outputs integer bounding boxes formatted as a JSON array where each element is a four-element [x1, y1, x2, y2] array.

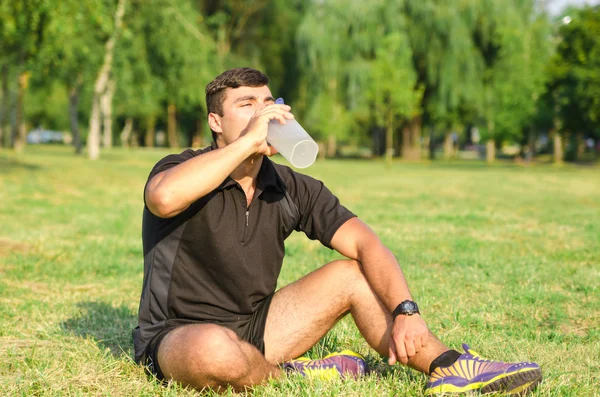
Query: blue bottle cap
[[275, 97, 285, 104]]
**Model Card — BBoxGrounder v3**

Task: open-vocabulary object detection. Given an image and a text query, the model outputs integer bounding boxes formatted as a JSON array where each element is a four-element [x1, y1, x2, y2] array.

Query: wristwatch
[[392, 300, 420, 318]]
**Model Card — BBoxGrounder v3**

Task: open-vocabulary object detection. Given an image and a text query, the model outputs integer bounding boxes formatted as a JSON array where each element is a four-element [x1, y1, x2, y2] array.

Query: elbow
[[146, 186, 179, 218]]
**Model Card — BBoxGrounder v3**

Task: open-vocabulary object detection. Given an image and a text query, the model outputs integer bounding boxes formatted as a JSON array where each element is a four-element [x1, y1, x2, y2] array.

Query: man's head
[[206, 68, 270, 142]]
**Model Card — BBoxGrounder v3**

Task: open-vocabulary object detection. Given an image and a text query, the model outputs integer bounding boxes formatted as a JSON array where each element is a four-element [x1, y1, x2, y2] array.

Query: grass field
[[0, 145, 599, 396]]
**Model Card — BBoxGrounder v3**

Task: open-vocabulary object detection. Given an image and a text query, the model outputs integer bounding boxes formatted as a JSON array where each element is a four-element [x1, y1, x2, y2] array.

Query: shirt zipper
[[245, 210, 249, 227]]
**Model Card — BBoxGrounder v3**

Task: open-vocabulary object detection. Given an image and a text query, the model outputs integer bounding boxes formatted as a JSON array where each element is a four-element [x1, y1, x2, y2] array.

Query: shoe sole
[[481, 367, 542, 395]]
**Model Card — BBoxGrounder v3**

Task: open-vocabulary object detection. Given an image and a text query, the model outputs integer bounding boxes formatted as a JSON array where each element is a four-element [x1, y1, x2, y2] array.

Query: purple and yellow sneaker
[[426, 344, 542, 395], [282, 350, 368, 380]]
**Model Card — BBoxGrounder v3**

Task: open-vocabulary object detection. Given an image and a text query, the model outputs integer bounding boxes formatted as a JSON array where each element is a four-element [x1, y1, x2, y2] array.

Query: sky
[[546, 0, 600, 15]]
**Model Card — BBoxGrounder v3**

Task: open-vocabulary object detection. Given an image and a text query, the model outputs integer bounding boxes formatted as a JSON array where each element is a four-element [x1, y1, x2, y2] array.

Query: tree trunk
[[101, 78, 115, 148], [409, 115, 422, 161], [401, 126, 410, 159], [486, 120, 495, 164], [88, 96, 102, 159], [428, 125, 435, 160], [14, 71, 29, 153], [327, 134, 337, 158], [401, 116, 422, 161], [0, 64, 8, 148], [144, 114, 156, 147], [553, 133, 563, 165], [317, 141, 326, 159], [486, 140, 495, 164], [69, 83, 82, 155], [191, 118, 204, 148], [87, 0, 126, 159], [575, 133, 584, 161], [385, 108, 393, 167], [527, 124, 536, 161], [443, 131, 454, 159], [120, 118, 133, 148], [167, 103, 178, 148]]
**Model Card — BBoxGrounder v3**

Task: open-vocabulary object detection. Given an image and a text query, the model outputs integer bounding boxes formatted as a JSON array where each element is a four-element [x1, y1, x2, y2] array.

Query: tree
[[112, 1, 166, 148], [297, 0, 420, 158], [88, 0, 127, 160], [368, 32, 422, 165], [0, 0, 52, 151], [545, 6, 600, 162], [474, 0, 552, 163], [140, 0, 217, 148], [403, 0, 485, 160], [33, 0, 111, 154]]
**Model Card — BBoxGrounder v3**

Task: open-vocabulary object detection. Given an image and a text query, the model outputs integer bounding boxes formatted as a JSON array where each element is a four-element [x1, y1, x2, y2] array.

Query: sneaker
[[426, 344, 542, 395], [282, 350, 368, 380]]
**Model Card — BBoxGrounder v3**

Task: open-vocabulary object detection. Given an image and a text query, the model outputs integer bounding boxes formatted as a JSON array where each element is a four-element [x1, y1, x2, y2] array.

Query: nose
[[256, 101, 268, 111]]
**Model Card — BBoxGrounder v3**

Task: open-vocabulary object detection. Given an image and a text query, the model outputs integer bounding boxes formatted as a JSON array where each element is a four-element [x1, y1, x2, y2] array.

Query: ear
[[208, 113, 223, 133]]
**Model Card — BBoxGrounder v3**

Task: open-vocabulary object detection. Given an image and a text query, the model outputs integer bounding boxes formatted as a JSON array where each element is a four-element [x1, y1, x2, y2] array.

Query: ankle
[[428, 349, 462, 374]]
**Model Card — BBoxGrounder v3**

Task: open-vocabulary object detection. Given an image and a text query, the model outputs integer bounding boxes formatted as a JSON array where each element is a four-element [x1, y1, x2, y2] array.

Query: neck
[[231, 154, 263, 192]]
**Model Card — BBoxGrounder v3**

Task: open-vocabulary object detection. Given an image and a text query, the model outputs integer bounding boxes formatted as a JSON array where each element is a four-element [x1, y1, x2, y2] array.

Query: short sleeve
[[143, 148, 205, 209], [146, 149, 197, 182], [291, 173, 356, 248]]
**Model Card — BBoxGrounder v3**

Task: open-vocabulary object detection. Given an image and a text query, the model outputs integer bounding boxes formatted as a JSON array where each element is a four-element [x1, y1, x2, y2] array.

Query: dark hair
[[206, 67, 270, 140]]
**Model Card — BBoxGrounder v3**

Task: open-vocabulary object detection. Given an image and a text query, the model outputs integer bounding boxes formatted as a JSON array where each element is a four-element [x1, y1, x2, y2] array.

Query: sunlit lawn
[[0, 145, 599, 396]]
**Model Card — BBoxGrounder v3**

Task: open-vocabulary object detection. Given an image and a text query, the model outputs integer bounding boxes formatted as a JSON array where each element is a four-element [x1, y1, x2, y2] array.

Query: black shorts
[[142, 294, 274, 382]]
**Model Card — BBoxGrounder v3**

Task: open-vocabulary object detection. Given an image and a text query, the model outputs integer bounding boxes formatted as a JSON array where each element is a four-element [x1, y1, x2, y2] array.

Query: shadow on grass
[[0, 157, 41, 173], [61, 301, 136, 358]]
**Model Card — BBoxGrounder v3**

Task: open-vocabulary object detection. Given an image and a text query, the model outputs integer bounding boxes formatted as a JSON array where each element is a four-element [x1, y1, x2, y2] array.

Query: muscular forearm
[[357, 237, 413, 313], [146, 137, 256, 218]]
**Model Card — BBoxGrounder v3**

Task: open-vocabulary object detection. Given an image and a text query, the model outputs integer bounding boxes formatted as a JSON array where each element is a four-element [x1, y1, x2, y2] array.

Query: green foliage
[[139, 0, 217, 110], [3, 0, 598, 158], [24, 81, 69, 129], [368, 32, 422, 127], [548, 6, 600, 138], [0, 0, 52, 66], [404, 0, 484, 124], [36, 0, 112, 81], [475, 0, 553, 142], [112, 1, 166, 120], [297, 0, 421, 143]]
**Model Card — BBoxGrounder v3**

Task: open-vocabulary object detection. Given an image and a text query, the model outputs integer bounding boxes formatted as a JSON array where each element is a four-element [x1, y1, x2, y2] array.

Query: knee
[[330, 259, 377, 301], [331, 259, 368, 285], [174, 325, 251, 382]]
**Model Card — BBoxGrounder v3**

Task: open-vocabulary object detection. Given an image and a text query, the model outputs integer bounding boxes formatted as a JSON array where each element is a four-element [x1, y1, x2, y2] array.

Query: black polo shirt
[[133, 143, 355, 361]]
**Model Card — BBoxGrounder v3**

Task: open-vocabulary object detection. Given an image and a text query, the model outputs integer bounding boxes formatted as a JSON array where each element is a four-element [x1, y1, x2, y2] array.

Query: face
[[209, 85, 275, 146]]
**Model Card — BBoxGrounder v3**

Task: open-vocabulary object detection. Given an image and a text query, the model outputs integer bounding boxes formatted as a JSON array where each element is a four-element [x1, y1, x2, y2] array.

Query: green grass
[[1, 145, 599, 396]]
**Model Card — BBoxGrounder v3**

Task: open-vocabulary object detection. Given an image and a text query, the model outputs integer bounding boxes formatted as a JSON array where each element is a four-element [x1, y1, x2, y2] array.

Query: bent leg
[[157, 323, 280, 392], [264, 259, 448, 373]]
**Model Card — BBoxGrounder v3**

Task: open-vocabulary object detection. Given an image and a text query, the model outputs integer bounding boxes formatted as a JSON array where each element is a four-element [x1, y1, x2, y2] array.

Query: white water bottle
[[267, 98, 319, 169]]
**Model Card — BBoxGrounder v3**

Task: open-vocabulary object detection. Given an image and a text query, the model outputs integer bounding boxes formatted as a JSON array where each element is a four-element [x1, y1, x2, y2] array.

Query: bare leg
[[157, 323, 281, 392], [264, 259, 448, 374], [158, 259, 450, 391]]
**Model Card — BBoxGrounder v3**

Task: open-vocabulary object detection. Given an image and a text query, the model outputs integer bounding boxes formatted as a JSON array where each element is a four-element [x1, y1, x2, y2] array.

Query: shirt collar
[[209, 141, 285, 194]]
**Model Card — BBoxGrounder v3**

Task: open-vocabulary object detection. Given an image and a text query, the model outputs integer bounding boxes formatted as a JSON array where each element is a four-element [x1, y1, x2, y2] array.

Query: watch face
[[400, 300, 418, 314]]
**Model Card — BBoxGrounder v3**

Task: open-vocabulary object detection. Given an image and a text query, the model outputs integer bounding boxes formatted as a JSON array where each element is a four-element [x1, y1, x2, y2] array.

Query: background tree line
[[0, 0, 598, 163]]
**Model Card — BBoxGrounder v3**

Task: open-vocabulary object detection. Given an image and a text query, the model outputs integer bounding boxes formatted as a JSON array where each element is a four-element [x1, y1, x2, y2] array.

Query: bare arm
[[330, 217, 429, 365], [145, 104, 292, 218], [146, 139, 256, 218], [330, 217, 413, 313]]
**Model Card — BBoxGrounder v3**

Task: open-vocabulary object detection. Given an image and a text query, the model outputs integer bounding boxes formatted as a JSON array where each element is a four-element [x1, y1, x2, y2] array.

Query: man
[[133, 67, 542, 394]]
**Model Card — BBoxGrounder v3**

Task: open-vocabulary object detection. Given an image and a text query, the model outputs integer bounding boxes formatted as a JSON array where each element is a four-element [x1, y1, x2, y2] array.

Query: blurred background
[[1, 0, 599, 165]]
